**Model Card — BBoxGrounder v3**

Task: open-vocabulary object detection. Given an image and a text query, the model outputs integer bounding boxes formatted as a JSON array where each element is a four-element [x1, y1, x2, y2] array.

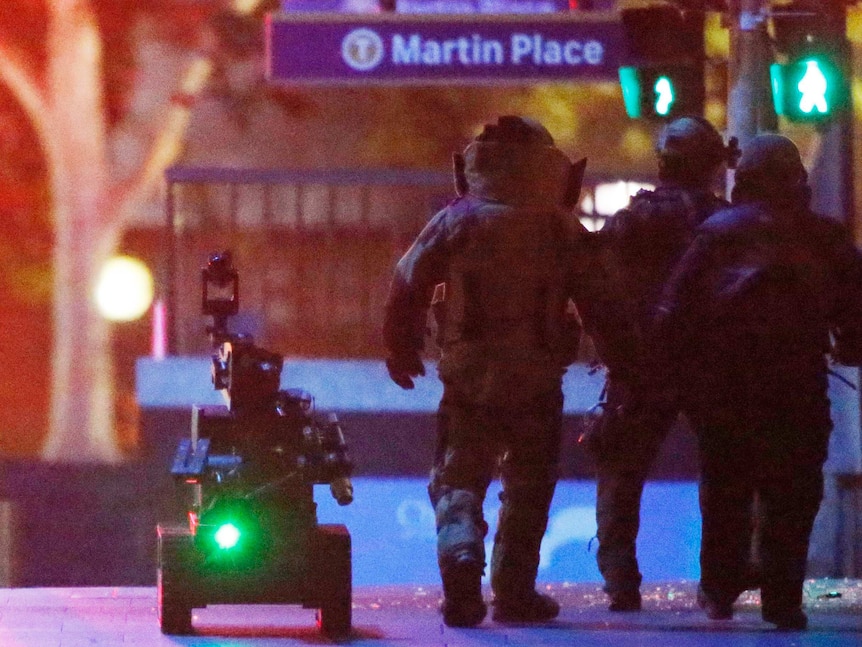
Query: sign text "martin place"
[[390, 33, 605, 67], [266, 14, 623, 84]]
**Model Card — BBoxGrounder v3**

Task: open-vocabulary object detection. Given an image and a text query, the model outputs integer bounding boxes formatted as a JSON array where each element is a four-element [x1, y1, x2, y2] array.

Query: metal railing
[[163, 165, 647, 358], [164, 166, 455, 357]]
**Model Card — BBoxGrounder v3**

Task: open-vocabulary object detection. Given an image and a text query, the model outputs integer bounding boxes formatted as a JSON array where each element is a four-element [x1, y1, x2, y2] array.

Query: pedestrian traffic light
[[618, 4, 705, 120], [771, 55, 846, 121], [769, 2, 850, 123], [619, 64, 704, 120], [770, 52, 848, 122]]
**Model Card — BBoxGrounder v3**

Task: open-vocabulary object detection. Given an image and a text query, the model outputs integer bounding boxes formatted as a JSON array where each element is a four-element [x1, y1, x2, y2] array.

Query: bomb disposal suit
[[383, 116, 596, 627]]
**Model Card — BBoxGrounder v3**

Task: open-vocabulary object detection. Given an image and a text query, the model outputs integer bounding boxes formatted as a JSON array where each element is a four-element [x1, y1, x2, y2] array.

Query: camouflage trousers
[[428, 384, 562, 599]]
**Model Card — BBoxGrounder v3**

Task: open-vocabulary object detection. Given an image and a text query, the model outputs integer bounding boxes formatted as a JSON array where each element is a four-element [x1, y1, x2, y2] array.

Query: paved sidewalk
[[0, 579, 859, 646]]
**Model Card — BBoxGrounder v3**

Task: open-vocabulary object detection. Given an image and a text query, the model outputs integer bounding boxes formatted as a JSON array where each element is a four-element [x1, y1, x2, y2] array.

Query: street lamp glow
[[95, 256, 154, 321]]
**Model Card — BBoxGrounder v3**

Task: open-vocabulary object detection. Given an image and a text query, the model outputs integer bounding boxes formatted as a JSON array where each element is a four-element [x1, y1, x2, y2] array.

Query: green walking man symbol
[[798, 60, 828, 114]]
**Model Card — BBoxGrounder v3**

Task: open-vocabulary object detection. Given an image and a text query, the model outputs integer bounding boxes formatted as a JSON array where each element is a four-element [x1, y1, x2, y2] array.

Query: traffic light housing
[[770, 54, 848, 122], [618, 4, 705, 120], [619, 64, 705, 120], [769, 1, 850, 123]]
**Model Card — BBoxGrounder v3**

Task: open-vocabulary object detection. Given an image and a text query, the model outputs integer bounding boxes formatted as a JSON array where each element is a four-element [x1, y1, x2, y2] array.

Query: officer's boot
[[758, 484, 818, 632], [696, 583, 734, 620], [440, 550, 487, 628], [762, 605, 808, 631], [595, 467, 645, 611], [490, 486, 560, 623], [761, 577, 808, 630], [435, 489, 488, 627]]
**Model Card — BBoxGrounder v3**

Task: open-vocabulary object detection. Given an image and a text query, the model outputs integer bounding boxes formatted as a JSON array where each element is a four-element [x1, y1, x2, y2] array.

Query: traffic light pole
[[807, 1, 855, 230], [805, 1, 862, 580], [725, 0, 775, 198]]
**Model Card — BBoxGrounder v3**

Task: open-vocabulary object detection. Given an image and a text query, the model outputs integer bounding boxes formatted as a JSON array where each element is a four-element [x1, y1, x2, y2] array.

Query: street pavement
[[0, 579, 859, 646]]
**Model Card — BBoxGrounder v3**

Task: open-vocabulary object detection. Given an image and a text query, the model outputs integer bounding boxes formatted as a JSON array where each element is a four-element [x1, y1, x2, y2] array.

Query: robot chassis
[[156, 251, 354, 637]]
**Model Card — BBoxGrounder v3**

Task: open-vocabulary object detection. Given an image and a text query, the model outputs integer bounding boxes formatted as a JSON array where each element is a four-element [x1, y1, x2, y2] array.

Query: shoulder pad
[[698, 203, 761, 235]]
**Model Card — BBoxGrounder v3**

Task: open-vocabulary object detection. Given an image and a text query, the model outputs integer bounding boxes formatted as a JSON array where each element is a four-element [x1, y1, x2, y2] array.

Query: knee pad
[[435, 489, 489, 565]]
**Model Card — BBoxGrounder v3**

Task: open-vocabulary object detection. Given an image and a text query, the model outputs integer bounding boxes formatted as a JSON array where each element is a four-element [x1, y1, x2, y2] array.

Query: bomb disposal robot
[[156, 251, 354, 636]]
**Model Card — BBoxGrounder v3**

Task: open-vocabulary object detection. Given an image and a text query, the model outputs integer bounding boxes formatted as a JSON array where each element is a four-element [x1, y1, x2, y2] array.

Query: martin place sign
[[265, 12, 623, 84]]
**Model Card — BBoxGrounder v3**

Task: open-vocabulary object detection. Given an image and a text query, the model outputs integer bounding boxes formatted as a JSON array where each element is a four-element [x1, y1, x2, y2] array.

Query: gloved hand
[[386, 352, 425, 390]]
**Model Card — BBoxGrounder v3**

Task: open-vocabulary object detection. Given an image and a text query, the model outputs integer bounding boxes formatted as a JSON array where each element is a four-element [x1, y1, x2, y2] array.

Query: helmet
[[458, 115, 584, 208], [474, 115, 555, 147], [656, 116, 726, 165], [735, 133, 807, 186]]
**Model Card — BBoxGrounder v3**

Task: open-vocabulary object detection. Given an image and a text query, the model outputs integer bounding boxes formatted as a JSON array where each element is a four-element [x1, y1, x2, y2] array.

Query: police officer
[[383, 116, 593, 627], [654, 133, 862, 630], [590, 116, 732, 611]]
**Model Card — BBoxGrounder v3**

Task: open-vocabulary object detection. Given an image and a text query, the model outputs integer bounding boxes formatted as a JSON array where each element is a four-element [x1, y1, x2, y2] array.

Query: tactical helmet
[[734, 133, 807, 186], [474, 115, 555, 147], [656, 116, 726, 165]]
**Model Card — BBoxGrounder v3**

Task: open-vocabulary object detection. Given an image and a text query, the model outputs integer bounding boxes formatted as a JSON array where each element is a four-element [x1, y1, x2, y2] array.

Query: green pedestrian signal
[[771, 54, 848, 122], [797, 60, 828, 114], [619, 65, 701, 120], [654, 76, 675, 116]]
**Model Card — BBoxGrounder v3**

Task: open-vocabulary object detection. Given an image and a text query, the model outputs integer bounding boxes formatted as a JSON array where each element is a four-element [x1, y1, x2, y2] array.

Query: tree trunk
[[2, 1, 254, 461], [42, 0, 120, 462]]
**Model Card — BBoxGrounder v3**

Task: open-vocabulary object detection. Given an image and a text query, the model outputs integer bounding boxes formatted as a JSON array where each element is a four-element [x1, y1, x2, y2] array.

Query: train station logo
[[341, 28, 385, 71]]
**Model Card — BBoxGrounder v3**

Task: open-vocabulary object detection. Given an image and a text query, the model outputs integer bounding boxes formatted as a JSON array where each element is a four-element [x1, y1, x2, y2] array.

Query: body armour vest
[[607, 185, 728, 331]]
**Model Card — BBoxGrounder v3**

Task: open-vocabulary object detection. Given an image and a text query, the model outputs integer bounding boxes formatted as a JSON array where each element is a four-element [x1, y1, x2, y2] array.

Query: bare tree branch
[[0, 40, 51, 156], [111, 0, 267, 235]]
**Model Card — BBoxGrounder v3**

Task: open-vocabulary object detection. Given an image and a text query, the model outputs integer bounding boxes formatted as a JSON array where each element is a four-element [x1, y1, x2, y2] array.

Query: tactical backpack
[[692, 209, 833, 366]]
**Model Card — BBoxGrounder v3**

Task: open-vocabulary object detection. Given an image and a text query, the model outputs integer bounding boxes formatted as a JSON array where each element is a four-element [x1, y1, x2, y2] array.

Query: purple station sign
[[265, 13, 623, 85]]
